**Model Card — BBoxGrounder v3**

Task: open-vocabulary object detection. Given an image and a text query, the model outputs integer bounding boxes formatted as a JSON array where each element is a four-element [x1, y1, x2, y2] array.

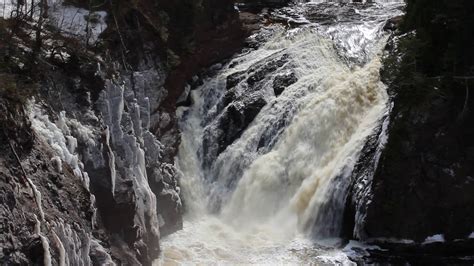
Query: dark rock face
[[343, 106, 391, 239], [364, 87, 474, 241], [343, 1, 474, 257], [200, 53, 291, 171], [383, 15, 403, 31], [247, 54, 289, 87], [352, 240, 474, 265], [273, 72, 297, 96], [202, 97, 267, 169], [236, 0, 291, 12], [345, 33, 474, 247]]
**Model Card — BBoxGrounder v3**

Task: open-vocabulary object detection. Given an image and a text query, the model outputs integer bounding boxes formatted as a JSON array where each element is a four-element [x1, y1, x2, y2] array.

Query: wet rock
[[273, 72, 297, 96], [176, 85, 192, 107], [1, 191, 16, 211], [148, 163, 183, 237], [156, 188, 183, 236], [25, 237, 44, 265], [350, 239, 474, 265], [346, 34, 474, 243], [384, 16, 403, 31], [227, 71, 246, 89], [236, 0, 291, 12], [202, 96, 267, 169], [247, 54, 289, 86]]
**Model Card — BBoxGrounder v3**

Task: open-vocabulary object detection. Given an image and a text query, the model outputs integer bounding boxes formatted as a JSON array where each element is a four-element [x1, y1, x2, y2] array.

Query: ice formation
[[29, 104, 93, 192]]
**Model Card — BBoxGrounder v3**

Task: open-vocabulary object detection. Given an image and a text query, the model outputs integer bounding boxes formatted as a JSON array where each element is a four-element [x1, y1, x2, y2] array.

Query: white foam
[[168, 1, 403, 263]]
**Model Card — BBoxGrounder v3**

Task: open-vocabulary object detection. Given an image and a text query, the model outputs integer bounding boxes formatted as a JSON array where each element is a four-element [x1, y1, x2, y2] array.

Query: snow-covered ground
[[1, 0, 107, 44]]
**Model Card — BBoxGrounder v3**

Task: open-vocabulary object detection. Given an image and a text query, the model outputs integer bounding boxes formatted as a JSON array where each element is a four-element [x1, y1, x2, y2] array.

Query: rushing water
[[158, 1, 404, 264]]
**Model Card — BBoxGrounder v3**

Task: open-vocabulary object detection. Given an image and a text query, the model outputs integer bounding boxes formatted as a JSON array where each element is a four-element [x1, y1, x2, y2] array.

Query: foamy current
[[157, 1, 404, 265]]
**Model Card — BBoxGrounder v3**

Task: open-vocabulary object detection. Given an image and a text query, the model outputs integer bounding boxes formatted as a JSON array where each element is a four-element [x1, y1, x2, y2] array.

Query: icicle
[[51, 230, 67, 266], [90, 195, 98, 229], [104, 127, 116, 197], [33, 215, 52, 266], [28, 180, 45, 221]]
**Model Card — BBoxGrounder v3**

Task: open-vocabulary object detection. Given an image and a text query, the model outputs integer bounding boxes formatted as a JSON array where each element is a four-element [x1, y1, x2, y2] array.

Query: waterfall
[[159, 1, 404, 264]]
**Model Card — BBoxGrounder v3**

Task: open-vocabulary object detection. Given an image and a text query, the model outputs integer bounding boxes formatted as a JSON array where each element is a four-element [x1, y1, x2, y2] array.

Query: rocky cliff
[[345, 0, 474, 263], [0, 0, 245, 264]]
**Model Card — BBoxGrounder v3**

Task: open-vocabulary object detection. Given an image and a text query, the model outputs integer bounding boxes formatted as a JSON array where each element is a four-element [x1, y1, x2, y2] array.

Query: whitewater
[[157, 1, 404, 264]]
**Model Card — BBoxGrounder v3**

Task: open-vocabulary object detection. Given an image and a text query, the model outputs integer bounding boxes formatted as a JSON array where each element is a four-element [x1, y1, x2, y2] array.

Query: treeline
[[402, 0, 474, 76]]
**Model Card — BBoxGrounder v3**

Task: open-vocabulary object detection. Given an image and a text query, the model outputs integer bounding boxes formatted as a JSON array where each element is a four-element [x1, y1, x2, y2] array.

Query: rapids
[[158, 0, 404, 264]]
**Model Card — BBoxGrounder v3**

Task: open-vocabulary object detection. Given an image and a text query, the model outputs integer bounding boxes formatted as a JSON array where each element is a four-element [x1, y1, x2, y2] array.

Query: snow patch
[[1, 0, 107, 43], [49, 0, 107, 43], [423, 234, 445, 244], [343, 240, 386, 258]]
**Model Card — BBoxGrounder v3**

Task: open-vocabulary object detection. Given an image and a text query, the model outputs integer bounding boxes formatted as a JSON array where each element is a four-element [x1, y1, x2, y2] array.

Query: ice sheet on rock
[[90, 239, 116, 265], [29, 104, 93, 191], [52, 220, 92, 266], [98, 77, 162, 245]]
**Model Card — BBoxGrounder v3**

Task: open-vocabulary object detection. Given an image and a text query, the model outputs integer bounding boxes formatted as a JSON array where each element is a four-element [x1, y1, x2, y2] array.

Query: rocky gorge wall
[[3, 0, 473, 264], [0, 0, 248, 264], [344, 0, 474, 263]]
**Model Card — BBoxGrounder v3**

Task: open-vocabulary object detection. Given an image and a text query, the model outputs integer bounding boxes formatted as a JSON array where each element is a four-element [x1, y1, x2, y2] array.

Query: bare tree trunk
[[461, 80, 470, 118], [30, 0, 35, 20], [454, 76, 473, 121], [34, 0, 47, 57], [17, 0, 24, 17], [109, 0, 129, 70], [85, 0, 93, 47]]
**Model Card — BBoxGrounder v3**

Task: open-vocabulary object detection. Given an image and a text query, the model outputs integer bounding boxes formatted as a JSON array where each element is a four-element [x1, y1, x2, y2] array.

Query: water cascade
[[159, 1, 404, 264]]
